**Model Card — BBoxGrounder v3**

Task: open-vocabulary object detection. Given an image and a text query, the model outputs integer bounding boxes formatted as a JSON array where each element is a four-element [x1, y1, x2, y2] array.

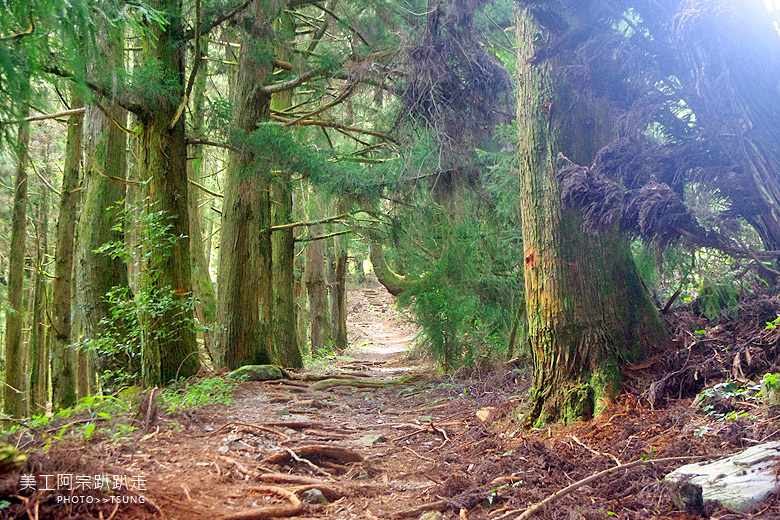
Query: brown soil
[[2, 278, 780, 519]]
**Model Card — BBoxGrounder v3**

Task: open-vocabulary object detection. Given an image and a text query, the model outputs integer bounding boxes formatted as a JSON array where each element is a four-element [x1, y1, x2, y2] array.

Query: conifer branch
[[44, 64, 144, 115], [0, 13, 34, 41], [269, 113, 399, 144], [283, 83, 355, 126], [295, 230, 352, 242], [183, 0, 252, 40], [269, 213, 353, 232], [262, 67, 328, 94], [186, 137, 238, 151]]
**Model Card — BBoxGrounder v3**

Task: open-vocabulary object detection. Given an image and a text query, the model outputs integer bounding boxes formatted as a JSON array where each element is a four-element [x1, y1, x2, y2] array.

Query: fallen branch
[[510, 455, 714, 520], [219, 485, 302, 520]]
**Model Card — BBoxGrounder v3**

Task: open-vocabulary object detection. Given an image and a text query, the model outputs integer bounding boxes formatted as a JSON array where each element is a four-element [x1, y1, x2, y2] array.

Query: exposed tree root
[[258, 473, 331, 486], [290, 483, 344, 501], [219, 486, 302, 520], [308, 375, 414, 391], [262, 445, 364, 466], [392, 500, 448, 518], [211, 421, 291, 440]]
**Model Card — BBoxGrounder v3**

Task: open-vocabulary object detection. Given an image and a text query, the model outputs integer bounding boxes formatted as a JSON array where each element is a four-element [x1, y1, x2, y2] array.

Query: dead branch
[[219, 485, 302, 520], [0, 107, 86, 125], [268, 213, 352, 232], [269, 114, 399, 144], [262, 67, 327, 95], [511, 455, 716, 520]]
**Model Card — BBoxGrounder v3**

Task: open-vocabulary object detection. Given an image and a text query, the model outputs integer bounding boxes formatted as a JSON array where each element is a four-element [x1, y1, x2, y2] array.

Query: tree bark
[[305, 225, 332, 354], [29, 181, 49, 414], [51, 91, 81, 410], [4, 100, 29, 417], [214, 0, 274, 369], [75, 28, 132, 384], [515, 5, 667, 426], [328, 200, 348, 351], [270, 12, 303, 368], [187, 35, 217, 358], [369, 241, 410, 296], [138, 0, 200, 384]]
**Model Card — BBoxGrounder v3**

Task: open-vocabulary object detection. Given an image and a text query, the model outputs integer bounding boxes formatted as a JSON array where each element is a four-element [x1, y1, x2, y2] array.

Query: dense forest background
[[0, 0, 779, 427]]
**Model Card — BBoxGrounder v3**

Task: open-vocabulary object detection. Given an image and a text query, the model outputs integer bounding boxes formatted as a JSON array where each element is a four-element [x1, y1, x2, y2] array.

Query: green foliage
[[80, 199, 199, 392], [391, 127, 524, 370], [162, 377, 238, 413], [696, 276, 739, 322]]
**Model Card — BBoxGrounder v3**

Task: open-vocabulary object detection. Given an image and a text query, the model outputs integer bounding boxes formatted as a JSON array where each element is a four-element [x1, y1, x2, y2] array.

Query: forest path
[[127, 276, 488, 520]]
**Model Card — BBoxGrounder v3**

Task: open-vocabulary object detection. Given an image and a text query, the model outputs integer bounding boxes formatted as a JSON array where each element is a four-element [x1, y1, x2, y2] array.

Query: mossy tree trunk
[[138, 0, 199, 384], [305, 225, 332, 354], [214, 0, 274, 369], [328, 199, 348, 351], [29, 178, 49, 415], [515, 5, 668, 426], [51, 91, 82, 410], [76, 30, 132, 383], [4, 99, 29, 416], [269, 12, 302, 368], [187, 34, 217, 358]]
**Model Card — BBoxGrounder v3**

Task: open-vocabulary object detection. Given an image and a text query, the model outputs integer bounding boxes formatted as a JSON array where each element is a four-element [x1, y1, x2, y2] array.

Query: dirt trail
[[126, 278, 469, 520], [9, 279, 780, 519]]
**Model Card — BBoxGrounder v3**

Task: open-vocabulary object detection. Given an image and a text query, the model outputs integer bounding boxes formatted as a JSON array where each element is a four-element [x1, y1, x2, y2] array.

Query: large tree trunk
[[29, 181, 49, 414], [138, 0, 199, 384], [214, 0, 273, 369], [187, 35, 217, 358], [76, 29, 132, 385], [51, 92, 82, 410], [515, 5, 667, 426], [305, 225, 332, 354]]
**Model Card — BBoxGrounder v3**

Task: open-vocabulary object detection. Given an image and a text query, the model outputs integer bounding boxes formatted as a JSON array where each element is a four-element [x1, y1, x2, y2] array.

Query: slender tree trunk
[[188, 35, 217, 358], [4, 99, 30, 417], [214, 0, 274, 369], [515, 5, 667, 426], [270, 13, 303, 368], [138, 0, 200, 384], [51, 91, 82, 410], [29, 183, 49, 414], [329, 200, 348, 351], [305, 225, 332, 353]]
